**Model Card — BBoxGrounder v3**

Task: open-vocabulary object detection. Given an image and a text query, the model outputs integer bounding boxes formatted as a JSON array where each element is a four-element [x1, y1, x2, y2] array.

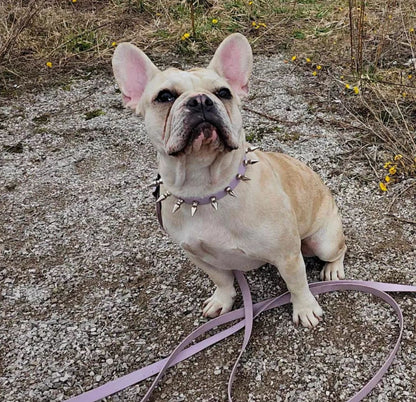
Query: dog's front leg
[[276, 252, 323, 328], [187, 254, 236, 318]]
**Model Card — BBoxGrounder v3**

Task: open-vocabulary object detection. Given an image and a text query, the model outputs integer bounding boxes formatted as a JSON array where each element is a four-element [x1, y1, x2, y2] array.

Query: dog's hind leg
[[302, 209, 347, 281], [320, 251, 346, 281]]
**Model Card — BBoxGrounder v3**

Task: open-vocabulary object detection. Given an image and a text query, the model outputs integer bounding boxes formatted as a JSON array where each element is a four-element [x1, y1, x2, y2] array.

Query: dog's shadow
[[239, 257, 324, 304]]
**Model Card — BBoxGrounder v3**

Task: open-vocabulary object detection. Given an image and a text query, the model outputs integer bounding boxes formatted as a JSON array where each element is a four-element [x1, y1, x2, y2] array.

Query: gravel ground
[[1, 54, 415, 402]]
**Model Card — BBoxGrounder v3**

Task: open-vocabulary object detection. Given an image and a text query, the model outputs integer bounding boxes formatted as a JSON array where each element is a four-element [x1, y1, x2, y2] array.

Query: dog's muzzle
[[168, 94, 237, 156]]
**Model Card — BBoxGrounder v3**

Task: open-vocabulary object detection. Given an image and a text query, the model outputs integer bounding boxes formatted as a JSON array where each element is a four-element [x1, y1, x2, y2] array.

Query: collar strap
[[151, 146, 259, 216], [177, 156, 248, 206]]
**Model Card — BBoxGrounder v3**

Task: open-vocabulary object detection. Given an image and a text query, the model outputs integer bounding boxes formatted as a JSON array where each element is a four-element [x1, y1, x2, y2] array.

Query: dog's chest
[[165, 210, 263, 271], [181, 236, 262, 271]]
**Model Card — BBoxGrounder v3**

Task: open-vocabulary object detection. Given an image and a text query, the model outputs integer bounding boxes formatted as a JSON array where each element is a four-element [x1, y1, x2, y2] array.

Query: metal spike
[[236, 174, 251, 181], [210, 196, 218, 210], [245, 146, 259, 153], [172, 199, 184, 213], [244, 159, 259, 166], [156, 194, 165, 203], [148, 178, 163, 187], [156, 191, 171, 203], [191, 201, 199, 216], [225, 186, 236, 197]]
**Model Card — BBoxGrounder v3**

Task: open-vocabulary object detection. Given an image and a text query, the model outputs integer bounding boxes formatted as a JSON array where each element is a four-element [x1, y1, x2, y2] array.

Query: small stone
[[60, 373, 70, 382], [5, 182, 17, 191]]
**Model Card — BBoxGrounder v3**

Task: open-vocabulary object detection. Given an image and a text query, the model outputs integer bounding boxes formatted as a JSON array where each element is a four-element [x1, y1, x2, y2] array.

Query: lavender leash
[[66, 275, 416, 402]]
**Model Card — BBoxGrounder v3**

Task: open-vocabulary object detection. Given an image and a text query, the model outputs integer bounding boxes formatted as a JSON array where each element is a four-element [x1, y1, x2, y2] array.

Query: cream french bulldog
[[112, 33, 347, 328]]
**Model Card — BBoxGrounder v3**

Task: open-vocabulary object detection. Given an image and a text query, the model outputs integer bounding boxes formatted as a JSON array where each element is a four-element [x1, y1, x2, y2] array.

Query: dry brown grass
[[1, 1, 414, 78], [0, 0, 415, 181]]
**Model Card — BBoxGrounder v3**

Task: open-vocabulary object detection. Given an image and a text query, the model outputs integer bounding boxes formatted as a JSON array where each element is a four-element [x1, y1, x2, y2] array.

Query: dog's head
[[112, 34, 253, 158]]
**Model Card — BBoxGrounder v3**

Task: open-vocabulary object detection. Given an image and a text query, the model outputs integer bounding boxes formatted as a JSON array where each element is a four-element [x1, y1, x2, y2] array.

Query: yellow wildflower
[[72, 0, 77, 2], [379, 182, 387, 192], [410, 28, 415, 33], [340, 75, 344, 79], [248, 1, 253, 4], [181, 32, 190, 40], [408, 74, 413, 79], [384, 161, 392, 169], [316, 65, 322, 70], [394, 154, 403, 160], [389, 166, 397, 175], [111, 41, 117, 47], [212, 18, 218, 24], [312, 71, 317, 76], [353, 86, 359, 94], [385, 175, 391, 183], [402, 92, 407, 97], [252, 21, 257, 27], [258, 22, 267, 27], [306, 58, 311, 63], [291, 55, 297, 61], [345, 84, 351, 89], [46, 61, 52, 68]]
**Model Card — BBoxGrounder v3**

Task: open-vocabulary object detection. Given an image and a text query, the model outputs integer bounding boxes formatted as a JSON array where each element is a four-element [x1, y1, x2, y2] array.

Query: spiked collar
[[151, 146, 259, 217]]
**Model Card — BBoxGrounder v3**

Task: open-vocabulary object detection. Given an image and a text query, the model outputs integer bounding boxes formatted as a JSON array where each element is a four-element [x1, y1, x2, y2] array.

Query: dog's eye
[[155, 90, 177, 103], [216, 88, 232, 100]]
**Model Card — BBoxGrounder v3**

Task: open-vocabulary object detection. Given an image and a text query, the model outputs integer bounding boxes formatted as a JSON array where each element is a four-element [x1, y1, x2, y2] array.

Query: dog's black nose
[[186, 94, 214, 111]]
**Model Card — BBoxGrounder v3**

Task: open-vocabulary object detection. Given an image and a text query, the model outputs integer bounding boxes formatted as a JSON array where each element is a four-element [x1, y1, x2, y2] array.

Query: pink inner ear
[[122, 51, 149, 104], [218, 42, 248, 95]]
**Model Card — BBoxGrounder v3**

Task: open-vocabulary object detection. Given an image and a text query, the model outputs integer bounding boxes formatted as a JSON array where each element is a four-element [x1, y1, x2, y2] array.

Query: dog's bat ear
[[112, 43, 159, 111], [208, 33, 253, 98]]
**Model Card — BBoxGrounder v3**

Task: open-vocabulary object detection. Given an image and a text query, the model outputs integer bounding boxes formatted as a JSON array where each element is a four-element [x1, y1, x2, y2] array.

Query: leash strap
[[66, 275, 416, 402], [152, 174, 165, 231]]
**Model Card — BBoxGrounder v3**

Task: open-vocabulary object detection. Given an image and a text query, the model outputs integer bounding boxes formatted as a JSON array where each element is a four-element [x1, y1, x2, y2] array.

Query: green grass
[[85, 109, 106, 120]]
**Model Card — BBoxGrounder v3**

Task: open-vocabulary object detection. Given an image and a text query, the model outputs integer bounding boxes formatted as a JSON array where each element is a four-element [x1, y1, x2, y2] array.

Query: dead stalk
[[374, 0, 394, 68], [348, 0, 365, 76], [399, 0, 416, 71], [0, 0, 41, 62]]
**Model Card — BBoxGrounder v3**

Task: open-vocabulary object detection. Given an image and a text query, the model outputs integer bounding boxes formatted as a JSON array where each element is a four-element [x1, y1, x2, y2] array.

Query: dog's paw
[[320, 260, 345, 281], [292, 295, 323, 328], [202, 287, 236, 318]]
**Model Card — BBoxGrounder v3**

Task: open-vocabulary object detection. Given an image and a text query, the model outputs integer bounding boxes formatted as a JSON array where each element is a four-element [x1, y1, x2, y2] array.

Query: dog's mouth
[[169, 120, 237, 156]]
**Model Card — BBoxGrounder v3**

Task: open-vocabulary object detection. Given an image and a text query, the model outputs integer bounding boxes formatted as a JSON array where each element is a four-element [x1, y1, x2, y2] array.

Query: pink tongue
[[192, 128, 218, 152], [211, 129, 218, 142], [201, 128, 217, 144]]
